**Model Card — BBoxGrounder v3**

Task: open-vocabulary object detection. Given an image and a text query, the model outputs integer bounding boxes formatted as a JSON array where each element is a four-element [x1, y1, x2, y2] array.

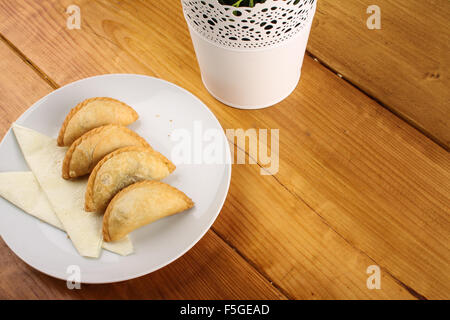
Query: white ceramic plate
[[0, 74, 231, 283]]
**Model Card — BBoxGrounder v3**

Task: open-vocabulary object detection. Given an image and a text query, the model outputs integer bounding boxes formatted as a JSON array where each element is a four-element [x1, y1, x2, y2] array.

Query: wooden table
[[0, 0, 448, 300]]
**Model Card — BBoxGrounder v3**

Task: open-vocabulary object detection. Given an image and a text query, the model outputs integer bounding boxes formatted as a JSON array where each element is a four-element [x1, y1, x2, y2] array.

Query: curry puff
[[85, 146, 176, 212], [57, 97, 139, 146], [103, 181, 194, 242], [62, 125, 150, 179]]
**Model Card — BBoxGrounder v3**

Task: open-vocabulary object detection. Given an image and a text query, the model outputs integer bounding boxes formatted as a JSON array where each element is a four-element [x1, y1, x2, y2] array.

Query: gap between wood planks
[[0, 31, 426, 300], [0, 33, 58, 89], [304, 50, 448, 152], [229, 141, 426, 300]]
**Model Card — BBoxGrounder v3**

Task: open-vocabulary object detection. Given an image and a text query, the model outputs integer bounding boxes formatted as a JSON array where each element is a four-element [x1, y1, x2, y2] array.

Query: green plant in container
[[218, 0, 266, 7]]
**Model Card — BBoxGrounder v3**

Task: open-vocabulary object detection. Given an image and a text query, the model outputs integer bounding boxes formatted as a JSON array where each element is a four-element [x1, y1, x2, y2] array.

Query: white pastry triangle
[[0, 171, 133, 256], [12, 124, 133, 257], [0, 171, 63, 229]]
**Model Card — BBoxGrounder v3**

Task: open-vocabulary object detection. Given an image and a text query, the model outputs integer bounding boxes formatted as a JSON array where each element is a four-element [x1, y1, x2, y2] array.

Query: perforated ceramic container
[[182, 0, 317, 109]]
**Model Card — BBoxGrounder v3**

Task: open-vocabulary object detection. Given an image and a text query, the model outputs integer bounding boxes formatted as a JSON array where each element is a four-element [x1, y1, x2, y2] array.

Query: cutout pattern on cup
[[182, 0, 316, 49]]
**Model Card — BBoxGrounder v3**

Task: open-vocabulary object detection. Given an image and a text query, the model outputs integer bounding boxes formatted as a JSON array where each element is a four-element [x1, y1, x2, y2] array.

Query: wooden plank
[[217, 164, 414, 299], [0, 42, 284, 300], [308, 0, 450, 149], [249, 58, 450, 299], [0, 0, 448, 299], [0, 39, 53, 137]]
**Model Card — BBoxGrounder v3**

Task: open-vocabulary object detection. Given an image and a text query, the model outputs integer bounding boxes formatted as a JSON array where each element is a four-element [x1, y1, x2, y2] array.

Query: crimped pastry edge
[[61, 124, 150, 180], [85, 145, 175, 212], [102, 180, 194, 242], [57, 97, 139, 146]]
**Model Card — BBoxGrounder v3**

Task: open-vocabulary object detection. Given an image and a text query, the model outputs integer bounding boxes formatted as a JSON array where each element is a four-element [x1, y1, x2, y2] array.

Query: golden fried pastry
[[85, 146, 176, 212], [57, 97, 139, 146], [62, 125, 150, 179], [103, 181, 194, 242]]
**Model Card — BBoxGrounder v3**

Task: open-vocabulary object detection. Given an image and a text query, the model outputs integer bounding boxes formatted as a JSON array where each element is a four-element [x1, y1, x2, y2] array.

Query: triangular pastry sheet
[[12, 124, 133, 257], [0, 171, 63, 229], [0, 171, 133, 256]]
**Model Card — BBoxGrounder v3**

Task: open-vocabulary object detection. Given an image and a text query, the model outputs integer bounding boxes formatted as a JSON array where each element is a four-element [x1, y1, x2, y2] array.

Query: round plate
[[0, 74, 231, 283]]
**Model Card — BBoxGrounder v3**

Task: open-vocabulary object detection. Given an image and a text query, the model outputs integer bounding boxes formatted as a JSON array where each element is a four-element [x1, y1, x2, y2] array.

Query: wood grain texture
[[0, 40, 53, 137], [0, 232, 284, 299], [0, 36, 283, 300], [0, 0, 448, 299], [217, 164, 414, 299], [308, 0, 450, 149]]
